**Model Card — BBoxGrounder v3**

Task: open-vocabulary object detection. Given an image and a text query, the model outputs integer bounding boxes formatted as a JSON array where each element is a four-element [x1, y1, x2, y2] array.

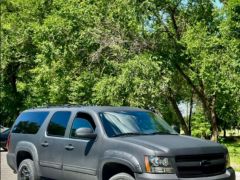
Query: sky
[[214, 0, 224, 8], [182, 0, 223, 9]]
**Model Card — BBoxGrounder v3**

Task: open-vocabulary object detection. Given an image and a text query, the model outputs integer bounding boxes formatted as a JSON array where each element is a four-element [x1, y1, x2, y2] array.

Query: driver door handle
[[41, 142, 49, 147], [65, 145, 74, 151]]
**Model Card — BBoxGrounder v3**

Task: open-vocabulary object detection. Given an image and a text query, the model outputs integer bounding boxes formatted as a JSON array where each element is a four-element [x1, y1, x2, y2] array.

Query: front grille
[[175, 153, 226, 178]]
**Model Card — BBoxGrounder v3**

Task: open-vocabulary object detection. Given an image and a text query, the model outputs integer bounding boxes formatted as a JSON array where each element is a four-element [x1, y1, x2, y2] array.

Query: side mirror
[[172, 125, 180, 134], [75, 128, 97, 139]]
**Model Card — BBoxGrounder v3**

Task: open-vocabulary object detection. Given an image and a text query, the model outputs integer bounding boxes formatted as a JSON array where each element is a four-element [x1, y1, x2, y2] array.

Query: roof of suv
[[25, 105, 149, 113]]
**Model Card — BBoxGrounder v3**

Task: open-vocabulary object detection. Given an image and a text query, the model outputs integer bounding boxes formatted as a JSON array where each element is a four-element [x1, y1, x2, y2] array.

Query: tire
[[17, 159, 39, 180], [109, 173, 135, 180]]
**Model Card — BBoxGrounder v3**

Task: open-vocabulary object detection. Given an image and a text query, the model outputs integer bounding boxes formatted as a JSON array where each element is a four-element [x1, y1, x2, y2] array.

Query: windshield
[[99, 111, 177, 137]]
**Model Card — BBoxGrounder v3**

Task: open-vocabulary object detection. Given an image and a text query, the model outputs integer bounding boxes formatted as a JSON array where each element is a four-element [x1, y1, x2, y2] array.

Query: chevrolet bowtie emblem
[[200, 160, 211, 167]]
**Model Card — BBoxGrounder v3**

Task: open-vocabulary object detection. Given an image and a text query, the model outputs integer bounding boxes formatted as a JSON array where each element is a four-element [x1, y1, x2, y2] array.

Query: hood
[[115, 135, 227, 156]]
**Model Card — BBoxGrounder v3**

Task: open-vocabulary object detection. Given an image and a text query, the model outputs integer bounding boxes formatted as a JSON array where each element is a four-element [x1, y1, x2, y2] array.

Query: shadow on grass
[[220, 136, 240, 145]]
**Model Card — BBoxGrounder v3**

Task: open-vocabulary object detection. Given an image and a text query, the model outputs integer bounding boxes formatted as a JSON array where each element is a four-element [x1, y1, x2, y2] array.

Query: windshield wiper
[[112, 132, 148, 137], [147, 132, 177, 135]]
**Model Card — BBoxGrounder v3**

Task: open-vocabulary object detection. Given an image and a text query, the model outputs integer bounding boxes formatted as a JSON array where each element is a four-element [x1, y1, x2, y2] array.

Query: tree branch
[[169, 9, 181, 40]]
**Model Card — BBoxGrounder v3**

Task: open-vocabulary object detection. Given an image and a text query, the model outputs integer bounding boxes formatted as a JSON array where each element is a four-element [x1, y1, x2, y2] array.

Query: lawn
[[221, 137, 240, 172]]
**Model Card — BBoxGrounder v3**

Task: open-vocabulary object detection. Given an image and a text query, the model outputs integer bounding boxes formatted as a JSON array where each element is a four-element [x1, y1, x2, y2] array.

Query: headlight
[[144, 156, 175, 174], [226, 153, 230, 168]]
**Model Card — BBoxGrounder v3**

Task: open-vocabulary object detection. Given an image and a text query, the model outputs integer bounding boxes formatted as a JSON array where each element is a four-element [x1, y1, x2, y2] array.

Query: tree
[[1, 0, 239, 140], [134, 0, 240, 141]]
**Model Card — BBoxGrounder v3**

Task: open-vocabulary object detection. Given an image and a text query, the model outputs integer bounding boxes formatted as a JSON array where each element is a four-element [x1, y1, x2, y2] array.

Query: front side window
[[12, 111, 49, 134], [99, 111, 177, 137], [47, 111, 71, 137]]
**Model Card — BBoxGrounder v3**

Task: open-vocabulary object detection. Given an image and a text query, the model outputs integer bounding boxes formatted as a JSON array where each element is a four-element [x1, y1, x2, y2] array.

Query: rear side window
[[12, 111, 49, 134], [47, 111, 71, 137]]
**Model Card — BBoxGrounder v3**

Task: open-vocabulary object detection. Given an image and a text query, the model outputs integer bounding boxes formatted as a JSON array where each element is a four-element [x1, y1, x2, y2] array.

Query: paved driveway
[[0, 150, 240, 180], [0, 150, 17, 180]]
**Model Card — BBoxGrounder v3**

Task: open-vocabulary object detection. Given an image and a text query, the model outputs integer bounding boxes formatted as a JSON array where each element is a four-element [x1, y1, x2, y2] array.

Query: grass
[[220, 136, 240, 172]]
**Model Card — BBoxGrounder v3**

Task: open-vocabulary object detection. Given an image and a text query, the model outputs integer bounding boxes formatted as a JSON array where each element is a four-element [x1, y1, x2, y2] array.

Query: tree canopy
[[1, 0, 240, 141]]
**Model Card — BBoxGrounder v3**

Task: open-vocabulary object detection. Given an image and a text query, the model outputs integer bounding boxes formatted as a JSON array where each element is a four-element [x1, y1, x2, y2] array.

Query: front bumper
[[135, 168, 235, 180]]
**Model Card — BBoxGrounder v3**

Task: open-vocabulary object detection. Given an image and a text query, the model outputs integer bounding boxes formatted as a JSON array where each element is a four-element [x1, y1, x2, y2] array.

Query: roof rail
[[34, 104, 84, 109]]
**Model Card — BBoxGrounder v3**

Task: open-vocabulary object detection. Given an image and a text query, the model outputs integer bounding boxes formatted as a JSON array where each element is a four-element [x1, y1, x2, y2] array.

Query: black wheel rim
[[20, 166, 31, 180]]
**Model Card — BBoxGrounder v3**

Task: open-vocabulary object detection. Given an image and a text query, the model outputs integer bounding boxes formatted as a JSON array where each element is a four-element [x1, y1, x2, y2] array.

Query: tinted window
[[12, 112, 49, 134], [47, 111, 71, 137], [70, 118, 94, 138]]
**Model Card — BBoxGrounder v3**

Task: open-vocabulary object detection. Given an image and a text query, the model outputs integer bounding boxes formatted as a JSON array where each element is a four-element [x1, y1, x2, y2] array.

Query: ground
[[0, 150, 17, 180], [222, 136, 240, 172]]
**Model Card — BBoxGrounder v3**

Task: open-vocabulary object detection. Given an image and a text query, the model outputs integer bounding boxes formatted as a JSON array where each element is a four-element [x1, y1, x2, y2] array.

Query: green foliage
[[221, 137, 240, 171], [178, 0, 240, 137], [191, 110, 212, 139], [1, 0, 239, 135], [93, 54, 171, 107]]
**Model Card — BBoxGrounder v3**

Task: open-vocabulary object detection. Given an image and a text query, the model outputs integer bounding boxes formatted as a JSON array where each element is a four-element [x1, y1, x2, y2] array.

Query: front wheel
[[18, 159, 39, 180], [109, 173, 135, 180]]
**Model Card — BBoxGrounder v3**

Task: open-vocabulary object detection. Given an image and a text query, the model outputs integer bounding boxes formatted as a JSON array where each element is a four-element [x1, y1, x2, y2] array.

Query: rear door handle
[[41, 142, 49, 147], [65, 145, 74, 151]]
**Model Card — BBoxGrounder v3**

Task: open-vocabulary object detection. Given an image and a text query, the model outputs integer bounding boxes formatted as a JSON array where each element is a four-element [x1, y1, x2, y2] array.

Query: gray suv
[[7, 106, 235, 180]]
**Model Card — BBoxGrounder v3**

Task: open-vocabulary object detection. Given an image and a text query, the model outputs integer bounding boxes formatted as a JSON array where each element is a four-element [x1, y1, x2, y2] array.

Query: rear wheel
[[17, 159, 39, 180], [109, 173, 135, 180]]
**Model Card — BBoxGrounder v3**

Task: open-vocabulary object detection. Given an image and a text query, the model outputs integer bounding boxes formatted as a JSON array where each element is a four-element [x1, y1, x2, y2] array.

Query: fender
[[98, 150, 142, 180], [15, 141, 41, 177]]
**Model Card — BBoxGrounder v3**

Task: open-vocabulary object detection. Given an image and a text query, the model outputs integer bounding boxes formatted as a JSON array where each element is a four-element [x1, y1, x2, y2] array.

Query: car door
[[62, 112, 101, 180], [38, 111, 72, 180]]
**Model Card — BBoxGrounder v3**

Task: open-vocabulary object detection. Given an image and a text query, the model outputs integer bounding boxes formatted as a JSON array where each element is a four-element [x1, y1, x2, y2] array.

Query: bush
[[191, 112, 211, 139]]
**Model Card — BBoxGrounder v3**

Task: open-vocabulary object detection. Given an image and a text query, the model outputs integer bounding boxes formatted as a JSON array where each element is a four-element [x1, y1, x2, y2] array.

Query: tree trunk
[[210, 110, 218, 141], [168, 96, 189, 135], [188, 90, 194, 136], [223, 123, 226, 138], [6, 62, 22, 124], [210, 96, 218, 141], [174, 63, 219, 141], [166, 10, 219, 141], [200, 94, 218, 141]]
